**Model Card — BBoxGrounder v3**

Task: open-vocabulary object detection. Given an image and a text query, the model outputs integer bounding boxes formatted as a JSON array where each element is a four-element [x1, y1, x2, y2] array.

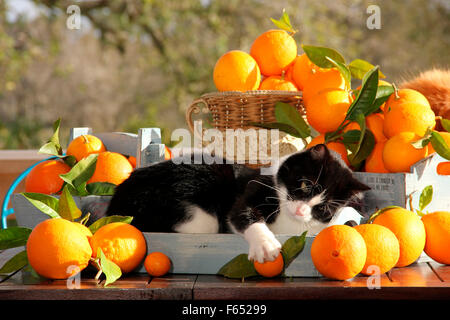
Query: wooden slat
[[388, 262, 444, 285], [147, 274, 197, 300], [428, 261, 450, 282]]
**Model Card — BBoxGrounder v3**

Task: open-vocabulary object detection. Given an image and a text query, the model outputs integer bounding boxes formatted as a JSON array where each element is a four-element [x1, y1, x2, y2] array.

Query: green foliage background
[[0, 0, 449, 148]]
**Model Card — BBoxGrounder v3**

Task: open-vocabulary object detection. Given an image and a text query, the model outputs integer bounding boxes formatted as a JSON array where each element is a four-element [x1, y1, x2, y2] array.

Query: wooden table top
[[1, 249, 450, 301]]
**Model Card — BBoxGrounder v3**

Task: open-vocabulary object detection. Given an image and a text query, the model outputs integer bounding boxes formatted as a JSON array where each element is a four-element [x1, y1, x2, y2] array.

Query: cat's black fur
[[106, 144, 370, 235]]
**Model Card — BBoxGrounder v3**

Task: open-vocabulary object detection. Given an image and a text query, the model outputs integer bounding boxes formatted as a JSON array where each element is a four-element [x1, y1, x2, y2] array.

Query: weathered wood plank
[[193, 273, 450, 300], [146, 274, 197, 300], [388, 262, 443, 285], [428, 261, 450, 282]]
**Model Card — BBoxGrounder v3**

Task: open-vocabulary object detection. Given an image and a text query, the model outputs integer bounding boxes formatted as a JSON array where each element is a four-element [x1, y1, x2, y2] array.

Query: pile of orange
[[212, 21, 447, 173], [25, 134, 175, 194], [27, 217, 173, 280], [311, 208, 450, 281]]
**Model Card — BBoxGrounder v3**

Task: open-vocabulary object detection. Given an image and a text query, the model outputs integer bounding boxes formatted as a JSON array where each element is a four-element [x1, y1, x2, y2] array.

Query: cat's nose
[[295, 204, 311, 217]]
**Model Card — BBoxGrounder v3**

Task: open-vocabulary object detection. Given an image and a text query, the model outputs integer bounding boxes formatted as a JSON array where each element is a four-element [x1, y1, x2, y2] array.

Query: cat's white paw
[[244, 222, 282, 263]]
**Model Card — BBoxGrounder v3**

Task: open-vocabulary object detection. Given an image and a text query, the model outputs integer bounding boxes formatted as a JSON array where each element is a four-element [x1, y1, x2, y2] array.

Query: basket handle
[[186, 98, 208, 135]]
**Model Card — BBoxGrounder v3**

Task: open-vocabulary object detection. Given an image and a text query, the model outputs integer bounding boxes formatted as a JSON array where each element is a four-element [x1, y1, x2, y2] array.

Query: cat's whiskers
[[248, 180, 293, 201]]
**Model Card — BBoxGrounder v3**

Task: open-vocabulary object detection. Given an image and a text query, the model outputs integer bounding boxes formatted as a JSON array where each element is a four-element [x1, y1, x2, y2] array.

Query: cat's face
[[275, 144, 370, 225]]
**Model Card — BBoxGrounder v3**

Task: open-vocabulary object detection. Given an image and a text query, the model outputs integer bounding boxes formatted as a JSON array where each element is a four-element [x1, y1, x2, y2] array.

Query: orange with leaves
[[372, 207, 426, 267], [354, 224, 400, 275], [88, 151, 133, 186], [66, 134, 106, 162], [259, 75, 298, 91], [90, 222, 147, 273], [213, 50, 261, 92], [144, 252, 172, 277], [26, 218, 92, 279], [291, 53, 318, 90], [364, 142, 390, 173], [25, 160, 71, 194], [253, 253, 284, 278], [305, 88, 353, 134], [422, 211, 450, 265], [343, 113, 387, 143], [382, 132, 428, 173], [302, 68, 347, 104], [311, 225, 367, 280], [250, 29, 297, 76]]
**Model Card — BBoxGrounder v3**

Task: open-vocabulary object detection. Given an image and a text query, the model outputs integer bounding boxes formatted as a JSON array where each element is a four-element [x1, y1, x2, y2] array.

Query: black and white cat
[[105, 144, 370, 263]]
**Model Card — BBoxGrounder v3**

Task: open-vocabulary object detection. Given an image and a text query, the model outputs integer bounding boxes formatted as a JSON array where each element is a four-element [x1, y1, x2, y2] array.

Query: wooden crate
[[12, 128, 449, 276]]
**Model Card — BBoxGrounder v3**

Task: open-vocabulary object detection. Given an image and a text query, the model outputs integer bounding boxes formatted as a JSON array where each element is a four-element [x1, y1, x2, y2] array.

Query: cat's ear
[[310, 144, 330, 159], [349, 177, 371, 192]]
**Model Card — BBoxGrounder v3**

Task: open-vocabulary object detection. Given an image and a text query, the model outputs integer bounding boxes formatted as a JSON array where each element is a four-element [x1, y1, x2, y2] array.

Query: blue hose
[[1, 156, 58, 229]]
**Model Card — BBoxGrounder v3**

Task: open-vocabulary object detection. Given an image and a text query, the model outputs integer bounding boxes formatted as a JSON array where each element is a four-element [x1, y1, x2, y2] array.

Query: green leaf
[[274, 102, 311, 138], [441, 118, 450, 133], [57, 185, 82, 221], [411, 128, 432, 149], [88, 215, 133, 234], [63, 155, 77, 168], [98, 248, 122, 286], [342, 130, 362, 148], [0, 250, 28, 275], [0, 227, 32, 250], [86, 182, 116, 196], [248, 122, 305, 139], [366, 85, 395, 115], [280, 231, 307, 270], [348, 129, 376, 167], [326, 56, 351, 90], [38, 118, 63, 157], [348, 59, 385, 80], [21, 193, 61, 219], [217, 253, 259, 279], [346, 66, 379, 121], [270, 9, 297, 34], [302, 45, 345, 68], [419, 185, 433, 212], [59, 153, 98, 195], [367, 205, 403, 223], [430, 131, 450, 160]]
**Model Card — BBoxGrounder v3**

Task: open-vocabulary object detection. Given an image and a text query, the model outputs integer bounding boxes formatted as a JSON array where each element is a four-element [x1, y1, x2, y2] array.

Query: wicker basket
[[185, 90, 306, 167]]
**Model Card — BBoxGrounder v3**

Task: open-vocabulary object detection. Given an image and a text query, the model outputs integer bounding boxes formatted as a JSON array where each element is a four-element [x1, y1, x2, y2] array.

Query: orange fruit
[[437, 161, 450, 175], [128, 156, 136, 168], [73, 222, 93, 239], [307, 134, 350, 166], [90, 222, 147, 273], [311, 225, 367, 280], [250, 29, 297, 76], [373, 207, 426, 267], [343, 113, 387, 143], [87, 151, 133, 186], [291, 53, 318, 90], [26, 218, 92, 279], [383, 102, 436, 138], [306, 88, 353, 134], [165, 146, 172, 160], [213, 50, 261, 92], [384, 88, 431, 114], [302, 68, 346, 104], [253, 253, 284, 278], [66, 134, 106, 162], [144, 252, 172, 277], [354, 224, 400, 275], [427, 132, 450, 154], [382, 132, 428, 173], [258, 75, 298, 91], [25, 160, 71, 194], [422, 211, 450, 264], [364, 142, 389, 173]]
